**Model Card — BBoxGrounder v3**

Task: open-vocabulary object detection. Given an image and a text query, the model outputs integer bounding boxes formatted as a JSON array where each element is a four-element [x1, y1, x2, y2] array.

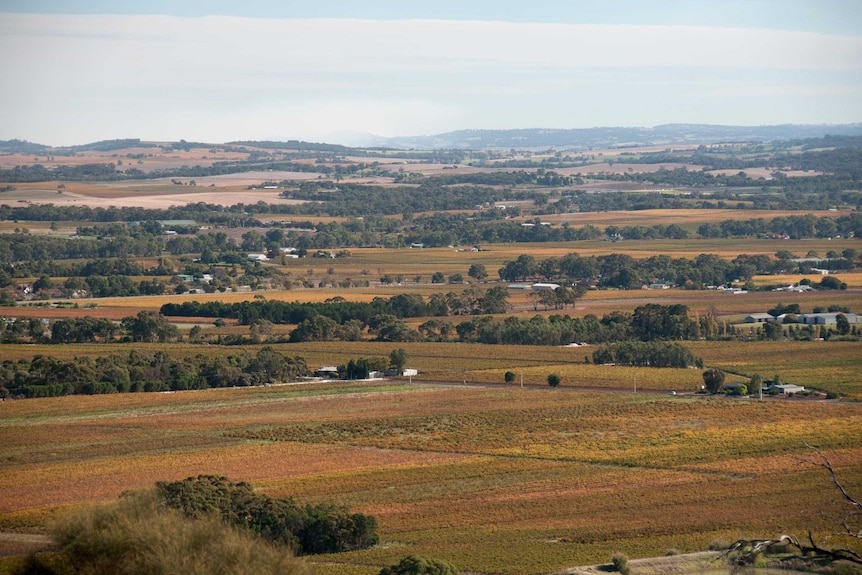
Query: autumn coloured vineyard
[[2, 134, 862, 574], [1, 382, 860, 574]]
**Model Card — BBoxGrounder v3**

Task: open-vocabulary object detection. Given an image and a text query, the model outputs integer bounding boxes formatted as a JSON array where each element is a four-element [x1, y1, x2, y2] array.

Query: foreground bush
[[14, 490, 308, 575], [611, 552, 630, 575], [156, 474, 378, 555]]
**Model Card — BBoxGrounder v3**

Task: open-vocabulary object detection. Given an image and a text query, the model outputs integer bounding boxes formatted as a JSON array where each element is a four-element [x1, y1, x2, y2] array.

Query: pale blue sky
[[1, 1, 861, 145]]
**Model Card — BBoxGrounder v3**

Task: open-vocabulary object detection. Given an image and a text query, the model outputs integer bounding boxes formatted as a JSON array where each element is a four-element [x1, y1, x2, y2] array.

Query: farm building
[[769, 384, 806, 395], [509, 283, 562, 291], [247, 253, 268, 262], [796, 312, 861, 325], [745, 313, 774, 323]]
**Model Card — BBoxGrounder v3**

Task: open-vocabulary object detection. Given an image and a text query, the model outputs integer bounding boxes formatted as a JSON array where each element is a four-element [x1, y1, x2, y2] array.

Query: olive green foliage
[[702, 368, 726, 394], [390, 348, 410, 372], [379, 555, 459, 575], [592, 340, 701, 368], [749, 373, 764, 395], [611, 552, 631, 575], [13, 490, 308, 575], [762, 320, 784, 341], [156, 475, 378, 555], [732, 383, 749, 396], [0, 347, 307, 397]]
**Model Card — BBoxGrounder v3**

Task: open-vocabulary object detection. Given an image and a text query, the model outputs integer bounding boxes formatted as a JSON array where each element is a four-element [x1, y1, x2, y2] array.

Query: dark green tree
[[121, 311, 179, 343], [762, 320, 783, 341], [836, 313, 851, 335], [389, 348, 409, 372], [467, 263, 488, 282], [547, 373, 561, 388], [749, 373, 764, 396], [702, 368, 725, 394]]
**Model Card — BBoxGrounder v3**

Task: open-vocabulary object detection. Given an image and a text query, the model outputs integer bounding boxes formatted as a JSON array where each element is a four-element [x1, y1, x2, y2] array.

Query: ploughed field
[[1, 382, 860, 575]]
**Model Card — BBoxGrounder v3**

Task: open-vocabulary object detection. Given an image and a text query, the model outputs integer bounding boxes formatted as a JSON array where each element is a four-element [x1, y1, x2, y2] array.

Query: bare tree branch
[[727, 445, 862, 567]]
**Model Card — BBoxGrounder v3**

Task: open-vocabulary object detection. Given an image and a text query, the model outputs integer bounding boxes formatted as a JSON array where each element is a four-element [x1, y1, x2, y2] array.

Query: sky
[[1, 1, 861, 146]]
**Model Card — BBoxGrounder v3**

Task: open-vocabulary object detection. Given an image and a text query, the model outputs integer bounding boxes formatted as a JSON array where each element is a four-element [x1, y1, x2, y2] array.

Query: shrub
[[14, 490, 308, 575], [708, 539, 730, 550], [504, 371, 516, 383], [548, 373, 561, 388], [611, 552, 630, 575], [379, 555, 459, 575]]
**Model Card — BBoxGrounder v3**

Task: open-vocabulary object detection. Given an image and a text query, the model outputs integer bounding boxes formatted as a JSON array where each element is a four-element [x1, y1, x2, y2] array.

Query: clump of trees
[[162, 288, 511, 327], [156, 475, 378, 555], [452, 304, 723, 347], [592, 341, 702, 368]]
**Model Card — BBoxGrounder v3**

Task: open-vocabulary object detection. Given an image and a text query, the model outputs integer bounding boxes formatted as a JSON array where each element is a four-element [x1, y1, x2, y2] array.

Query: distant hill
[[0, 138, 156, 155], [0, 139, 52, 154], [4, 124, 862, 154], [377, 123, 862, 150]]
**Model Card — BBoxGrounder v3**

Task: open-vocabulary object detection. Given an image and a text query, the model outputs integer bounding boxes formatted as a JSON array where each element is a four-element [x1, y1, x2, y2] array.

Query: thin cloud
[[0, 12, 860, 144]]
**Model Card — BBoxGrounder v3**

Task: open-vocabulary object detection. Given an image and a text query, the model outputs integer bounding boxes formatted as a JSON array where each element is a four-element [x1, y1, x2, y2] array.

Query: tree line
[[161, 288, 511, 327], [0, 345, 306, 398]]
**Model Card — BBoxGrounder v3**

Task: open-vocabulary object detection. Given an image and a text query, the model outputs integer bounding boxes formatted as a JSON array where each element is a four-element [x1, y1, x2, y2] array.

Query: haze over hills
[[2, 123, 862, 153], [372, 123, 862, 150]]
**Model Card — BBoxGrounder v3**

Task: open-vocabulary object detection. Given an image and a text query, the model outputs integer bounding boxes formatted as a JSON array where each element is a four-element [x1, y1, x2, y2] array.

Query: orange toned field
[[541, 208, 845, 228], [1, 384, 860, 574]]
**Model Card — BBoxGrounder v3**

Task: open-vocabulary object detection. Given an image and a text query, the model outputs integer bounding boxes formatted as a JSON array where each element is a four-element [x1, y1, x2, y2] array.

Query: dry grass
[[541, 208, 844, 227]]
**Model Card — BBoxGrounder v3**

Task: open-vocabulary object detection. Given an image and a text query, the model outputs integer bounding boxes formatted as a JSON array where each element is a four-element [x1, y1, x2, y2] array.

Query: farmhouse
[[773, 284, 813, 292], [314, 366, 339, 378], [769, 384, 806, 395]]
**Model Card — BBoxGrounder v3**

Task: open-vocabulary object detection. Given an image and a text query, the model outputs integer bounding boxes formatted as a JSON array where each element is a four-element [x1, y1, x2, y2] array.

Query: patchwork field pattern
[[1, 383, 860, 575]]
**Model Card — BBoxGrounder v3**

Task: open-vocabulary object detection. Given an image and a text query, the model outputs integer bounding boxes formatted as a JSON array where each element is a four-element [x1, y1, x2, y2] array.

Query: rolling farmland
[[2, 137, 861, 574]]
